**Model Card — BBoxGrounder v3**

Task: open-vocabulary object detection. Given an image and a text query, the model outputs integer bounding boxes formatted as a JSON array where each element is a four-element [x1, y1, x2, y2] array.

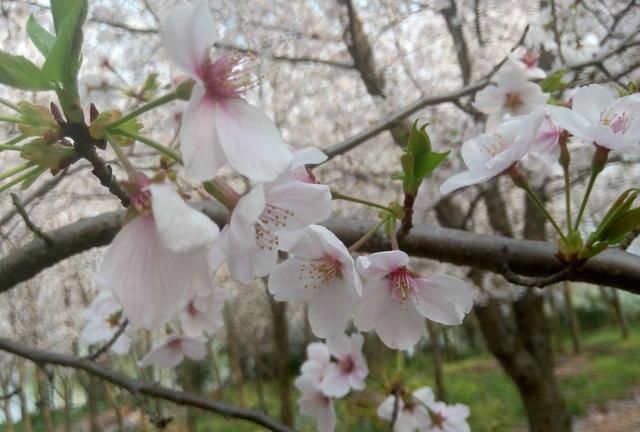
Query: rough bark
[[562, 281, 582, 354]]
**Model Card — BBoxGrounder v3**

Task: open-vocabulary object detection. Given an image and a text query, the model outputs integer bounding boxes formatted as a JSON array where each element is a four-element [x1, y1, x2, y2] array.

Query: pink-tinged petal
[[586, 125, 626, 150], [97, 216, 197, 330], [81, 319, 114, 345], [375, 300, 424, 350], [310, 225, 352, 263], [413, 274, 473, 325], [277, 228, 307, 252], [315, 400, 336, 432], [354, 278, 390, 332], [327, 333, 350, 358], [394, 411, 420, 432], [264, 180, 332, 229], [439, 169, 496, 195], [208, 228, 227, 270], [510, 109, 545, 159], [308, 278, 357, 338], [162, 0, 215, 78], [291, 147, 328, 169], [149, 183, 219, 253], [286, 226, 336, 260], [139, 340, 184, 368], [321, 363, 350, 398], [181, 337, 207, 361], [180, 85, 226, 180], [460, 134, 495, 170], [215, 98, 292, 182], [294, 373, 317, 394], [226, 250, 256, 284], [547, 105, 591, 141], [111, 335, 131, 355], [268, 258, 315, 302], [572, 84, 616, 125], [357, 251, 409, 281], [472, 86, 505, 114], [251, 247, 279, 278], [227, 183, 265, 252], [307, 342, 330, 365], [377, 395, 403, 420], [412, 387, 435, 406], [350, 333, 365, 355]]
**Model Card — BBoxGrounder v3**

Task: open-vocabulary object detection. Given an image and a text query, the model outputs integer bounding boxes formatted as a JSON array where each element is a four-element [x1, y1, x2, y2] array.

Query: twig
[[619, 227, 640, 250], [0, 387, 20, 401], [0, 337, 295, 432], [88, 319, 129, 361], [388, 390, 400, 432], [500, 264, 572, 288], [10, 193, 54, 246]]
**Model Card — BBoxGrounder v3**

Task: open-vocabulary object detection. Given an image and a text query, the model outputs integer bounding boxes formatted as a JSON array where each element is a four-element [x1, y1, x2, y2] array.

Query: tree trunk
[[86, 374, 101, 432], [104, 384, 124, 432], [61, 375, 73, 432], [268, 295, 294, 426], [547, 289, 565, 354], [562, 281, 582, 354], [17, 359, 32, 432], [0, 374, 15, 432], [34, 368, 54, 432], [609, 287, 630, 339], [426, 321, 447, 402], [223, 302, 244, 404]]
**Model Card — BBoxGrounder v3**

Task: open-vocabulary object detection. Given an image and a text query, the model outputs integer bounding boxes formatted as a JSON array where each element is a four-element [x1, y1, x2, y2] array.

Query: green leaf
[[20, 166, 47, 190], [27, 15, 55, 57], [588, 188, 639, 245], [21, 139, 75, 173], [0, 52, 50, 91], [50, 0, 84, 34], [540, 69, 567, 93], [395, 121, 449, 196], [600, 207, 640, 244], [41, 0, 87, 87]]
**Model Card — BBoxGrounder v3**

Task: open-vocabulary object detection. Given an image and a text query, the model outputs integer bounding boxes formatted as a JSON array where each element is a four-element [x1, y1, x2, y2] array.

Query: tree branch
[[2, 203, 640, 295], [0, 337, 295, 432], [10, 193, 54, 246]]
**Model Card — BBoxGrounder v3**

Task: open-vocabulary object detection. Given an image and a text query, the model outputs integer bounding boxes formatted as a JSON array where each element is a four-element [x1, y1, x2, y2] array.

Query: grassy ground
[[2, 326, 639, 431]]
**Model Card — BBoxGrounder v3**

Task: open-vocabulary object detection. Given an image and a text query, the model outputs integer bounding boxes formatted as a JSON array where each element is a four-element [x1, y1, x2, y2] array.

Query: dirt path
[[573, 388, 640, 432]]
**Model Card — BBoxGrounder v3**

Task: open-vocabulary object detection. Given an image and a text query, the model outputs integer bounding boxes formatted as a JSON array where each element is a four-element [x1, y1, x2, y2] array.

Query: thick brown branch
[[0, 338, 294, 432], [2, 204, 640, 295]]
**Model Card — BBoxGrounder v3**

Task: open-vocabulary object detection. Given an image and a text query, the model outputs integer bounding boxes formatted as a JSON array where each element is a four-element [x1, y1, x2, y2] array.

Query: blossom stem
[[0, 97, 20, 112], [389, 217, 400, 250], [203, 179, 240, 211], [331, 190, 394, 213], [110, 128, 184, 165], [348, 216, 388, 252], [0, 116, 24, 125], [562, 165, 572, 230], [105, 91, 179, 130], [0, 166, 46, 193], [574, 146, 609, 231], [0, 144, 23, 152], [109, 141, 137, 178], [559, 135, 572, 229], [508, 166, 567, 242], [0, 162, 35, 182], [3, 135, 26, 147]]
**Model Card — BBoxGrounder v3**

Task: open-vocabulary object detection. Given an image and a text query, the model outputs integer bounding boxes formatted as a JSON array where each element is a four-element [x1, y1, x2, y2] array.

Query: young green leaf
[[50, 0, 84, 34], [599, 207, 640, 245], [0, 52, 50, 91], [27, 15, 55, 57], [540, 69, 567, 93]]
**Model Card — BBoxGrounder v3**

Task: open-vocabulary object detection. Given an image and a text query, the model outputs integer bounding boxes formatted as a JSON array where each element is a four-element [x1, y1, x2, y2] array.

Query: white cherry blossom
[[354, 251, 473, 350], [162, 1, 292, 181], [321, 333, 368, 397], [473, 60, 548, 131], [440, 109, 544, 195], [97, 181, 219, 330], [81, 290, 130, 355], [295, 374, 336, 432], [424, 401, 471, 432], [268, 225, 361, 338], [179, 287, 226, 338], [301, 342, 332, 384], [549, 84, 640, 151], [212, 177, 332, 284], [139, 334, 207, 368], [378, 387, 436, 432]]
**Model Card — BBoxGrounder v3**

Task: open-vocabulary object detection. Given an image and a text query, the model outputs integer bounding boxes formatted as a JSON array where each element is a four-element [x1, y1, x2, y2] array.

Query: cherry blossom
[[354, 251, 473, 350], [424, 401, 471, 432], [81, 290, 130, 355], [301, 342, 332, 384], [212, 177, 332, 284], [295, 374, 336, 432], [548, 84, 640, 151], [139, 334, 207, 368], [97, 181, 219, 330], [321, 333, 369, 397], [162, 1, 292, 181], [268, 225, 361, 338], [439, 109, 544, 195], [377, 387, 436, 432], [179, 287, 226, 338], [530, 113, 563, 165], [511, 48, 547, 80], [473, 60, 548, 131]]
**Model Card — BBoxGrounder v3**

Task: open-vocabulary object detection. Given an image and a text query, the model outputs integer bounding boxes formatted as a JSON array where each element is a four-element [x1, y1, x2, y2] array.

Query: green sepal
[[588, 188, 639, 246], [20, 138, 76, 174], [539, 68, 567, 93], [16, 102, 60, 138]]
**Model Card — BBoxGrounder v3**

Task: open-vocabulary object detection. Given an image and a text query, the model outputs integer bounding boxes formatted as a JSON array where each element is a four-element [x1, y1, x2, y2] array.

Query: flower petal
[[375, 300, 424, 350], [162, 0, 215, 78], [413, 274, 473, 325], [268, 258, 315, 302], [354, 278, 390, 332], [308, 279, 357, 338], [321, 363, 350, 398], [357, 251, 409, 281], [215, 98, 292, 182], [572, 84, 616, 125], [180, 85, 227, 180], [150, 183, 219, 253]]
